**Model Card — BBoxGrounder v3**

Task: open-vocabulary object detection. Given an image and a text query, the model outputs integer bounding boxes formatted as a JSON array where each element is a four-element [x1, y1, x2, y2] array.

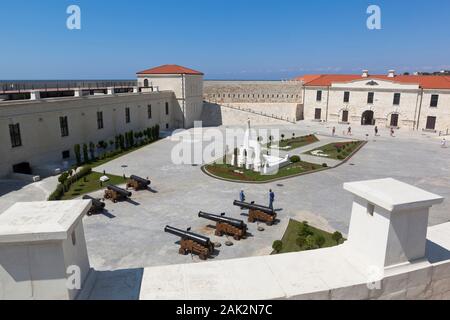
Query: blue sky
[[0, 0, 449, 80]]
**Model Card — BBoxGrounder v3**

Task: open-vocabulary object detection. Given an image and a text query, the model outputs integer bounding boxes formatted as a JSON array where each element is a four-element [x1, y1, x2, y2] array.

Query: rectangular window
[[165, 102, 169, 115], [97, 111, 104, 130], [393, 93, 401, 106], [314, 108, 322, 120], [125, 108, 130, 123], [60, 116, 69, 137], [430, 95, 439, 107], [367, 92, 374, 104], [148, 105, 152, 119], [343, 91, 350, 103], [316, 91, 322, 102], [426, 116, 437, 130], [9, 123, 22, 148], [62, 150, 70, 159]]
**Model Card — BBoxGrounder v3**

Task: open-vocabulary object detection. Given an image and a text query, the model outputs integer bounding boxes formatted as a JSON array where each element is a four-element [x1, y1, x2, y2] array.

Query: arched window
[[143, 79, 149, 87]]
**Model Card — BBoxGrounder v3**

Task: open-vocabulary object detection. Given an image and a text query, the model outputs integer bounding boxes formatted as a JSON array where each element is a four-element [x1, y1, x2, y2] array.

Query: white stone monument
[[0, 200, 92, 300], [343, 178, 444, 272]]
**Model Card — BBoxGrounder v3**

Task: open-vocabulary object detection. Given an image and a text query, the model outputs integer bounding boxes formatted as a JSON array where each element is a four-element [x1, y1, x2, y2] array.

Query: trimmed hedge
[[48, 167, 92, 201]]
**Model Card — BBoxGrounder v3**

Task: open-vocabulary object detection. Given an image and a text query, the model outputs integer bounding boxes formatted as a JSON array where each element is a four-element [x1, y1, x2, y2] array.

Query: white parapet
[[137, 178, 448, 300], [0, 201, 92, 300], [343, 178, 444, 271]]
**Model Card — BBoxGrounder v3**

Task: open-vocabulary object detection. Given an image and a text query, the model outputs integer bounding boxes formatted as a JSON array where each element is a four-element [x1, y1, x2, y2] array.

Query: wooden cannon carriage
[[198, 211, 248, 240], [233, 200, 277, 226], [164, 226, 215, 261], [104, 185, 132, 203], [82, 195, 106, 216], [126, 175, 151, 191]]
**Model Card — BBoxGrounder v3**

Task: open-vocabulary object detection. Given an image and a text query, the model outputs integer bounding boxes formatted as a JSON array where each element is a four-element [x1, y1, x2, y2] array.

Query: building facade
[[302, 71, 450, 132], [0, 65, 203, 178], [137, 65, 204, 129]]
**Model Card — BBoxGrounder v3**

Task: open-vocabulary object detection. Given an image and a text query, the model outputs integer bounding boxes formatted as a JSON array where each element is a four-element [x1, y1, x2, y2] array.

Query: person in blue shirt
[[269, 189, 275, 210], [239, 190, 246, 202]]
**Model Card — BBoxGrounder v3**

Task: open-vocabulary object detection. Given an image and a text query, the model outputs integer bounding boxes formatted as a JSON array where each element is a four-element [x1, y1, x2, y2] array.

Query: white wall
[[0, 91, 178, 177]]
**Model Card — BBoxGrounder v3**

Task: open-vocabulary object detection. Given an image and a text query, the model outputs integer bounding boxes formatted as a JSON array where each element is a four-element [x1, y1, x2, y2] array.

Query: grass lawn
[[61, 171, 127, 200], [270, 134, 319, 151], [204, 161, 326, 182], [276, 219, 344, 254], [305, 141, 364, 160]]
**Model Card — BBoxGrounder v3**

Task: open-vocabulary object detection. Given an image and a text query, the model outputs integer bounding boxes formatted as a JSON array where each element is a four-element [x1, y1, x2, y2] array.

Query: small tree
[[292, 133, 296, 138], [83, 144, 89, 163], [119, 134, 125, 150], [74, 144, 82, 165], [272, 240, 283, 253], [281, 134, 285, 141], [296, 236, 307, 248], [89, 142, 96, 160], [332, 231, 343, 245], [299, 221, 313, 237], [58, 172, 69, 192], [155, 124, 160, 140]]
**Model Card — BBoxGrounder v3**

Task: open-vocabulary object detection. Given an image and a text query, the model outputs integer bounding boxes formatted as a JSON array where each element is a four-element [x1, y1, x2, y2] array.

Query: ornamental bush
[[272, 240, 283, 253], [290, 155, 301, 163]]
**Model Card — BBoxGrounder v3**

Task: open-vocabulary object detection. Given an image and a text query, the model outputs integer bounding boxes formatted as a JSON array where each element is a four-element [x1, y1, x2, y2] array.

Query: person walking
[[441, 138, 448, 148], [332, 127, 336, 136], [269, 189, 275, 210], [239, 190, 246, 202], [390, 128, 395, 137], [347, 126, 352, 136], [374, 126, 379, 136]]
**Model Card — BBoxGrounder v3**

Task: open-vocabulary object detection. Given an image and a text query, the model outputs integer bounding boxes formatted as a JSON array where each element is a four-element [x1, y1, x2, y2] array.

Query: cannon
[[164, 226, 215, 260], [198, 211, 247, 240], [126, 175, 151, 191], [104, 185, 132, 203], [82, 195, 106, 216], [233, 200, 277, 226]]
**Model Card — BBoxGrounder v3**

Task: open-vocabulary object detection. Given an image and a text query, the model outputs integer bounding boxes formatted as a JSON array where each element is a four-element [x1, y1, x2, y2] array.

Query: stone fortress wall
[[203, 81, 304, 125]]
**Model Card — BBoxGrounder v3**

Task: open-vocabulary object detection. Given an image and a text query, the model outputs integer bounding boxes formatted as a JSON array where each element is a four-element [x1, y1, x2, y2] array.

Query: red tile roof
[[137, 64, 204, 76], [301, 74, 450, 89]]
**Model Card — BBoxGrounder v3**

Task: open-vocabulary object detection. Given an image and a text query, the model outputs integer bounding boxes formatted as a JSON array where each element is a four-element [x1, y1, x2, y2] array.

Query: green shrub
[[296, 236, 307, 248], [272, 240, 283, 253], [315, 235, 326, 248], [305, 235, 319, 250], [332, 231, 343, 244], [299, 221, 313, 237], [290, 155, 301, 163], [337, 155, 345, 160], [322, 163, 328, 168], [74, 144, 82, 165]]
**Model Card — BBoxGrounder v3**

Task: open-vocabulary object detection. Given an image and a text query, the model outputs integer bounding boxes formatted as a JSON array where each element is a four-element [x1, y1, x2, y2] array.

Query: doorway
[[361, 110, 375, 126]]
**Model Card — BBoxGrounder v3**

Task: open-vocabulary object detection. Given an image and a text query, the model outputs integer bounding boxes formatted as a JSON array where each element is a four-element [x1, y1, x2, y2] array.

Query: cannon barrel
[[130, 175, 151, 186], [107, 185, 132, 197], [198, 211, 247, 229], [233, 200, 275, 216], [82, 195, 105, 209], [164, 226, 211, 247]]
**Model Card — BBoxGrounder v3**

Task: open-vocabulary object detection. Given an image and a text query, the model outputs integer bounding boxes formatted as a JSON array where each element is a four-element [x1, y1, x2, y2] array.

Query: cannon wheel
[[179, 248, 188, 256], [215, 231, 223, 237], [199, 254, 207, 261], [266, 221, 273, 226], [248, 218, 255, 223], [233, 235, 241, 241]]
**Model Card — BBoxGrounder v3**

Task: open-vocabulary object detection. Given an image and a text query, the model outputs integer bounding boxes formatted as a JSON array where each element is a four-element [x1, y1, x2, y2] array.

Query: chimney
[[388, 70, 396, 78], [362, 70, 369, 78], [30, 90, 41, 100]]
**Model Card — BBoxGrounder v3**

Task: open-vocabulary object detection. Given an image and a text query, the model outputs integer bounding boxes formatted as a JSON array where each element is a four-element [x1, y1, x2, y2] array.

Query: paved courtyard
[[1, 121, 449, 272]]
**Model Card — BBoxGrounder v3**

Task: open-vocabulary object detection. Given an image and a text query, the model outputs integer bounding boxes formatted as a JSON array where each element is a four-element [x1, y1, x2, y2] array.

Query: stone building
[[0, 65, 203, 178], [301, 70, 450, 132]]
